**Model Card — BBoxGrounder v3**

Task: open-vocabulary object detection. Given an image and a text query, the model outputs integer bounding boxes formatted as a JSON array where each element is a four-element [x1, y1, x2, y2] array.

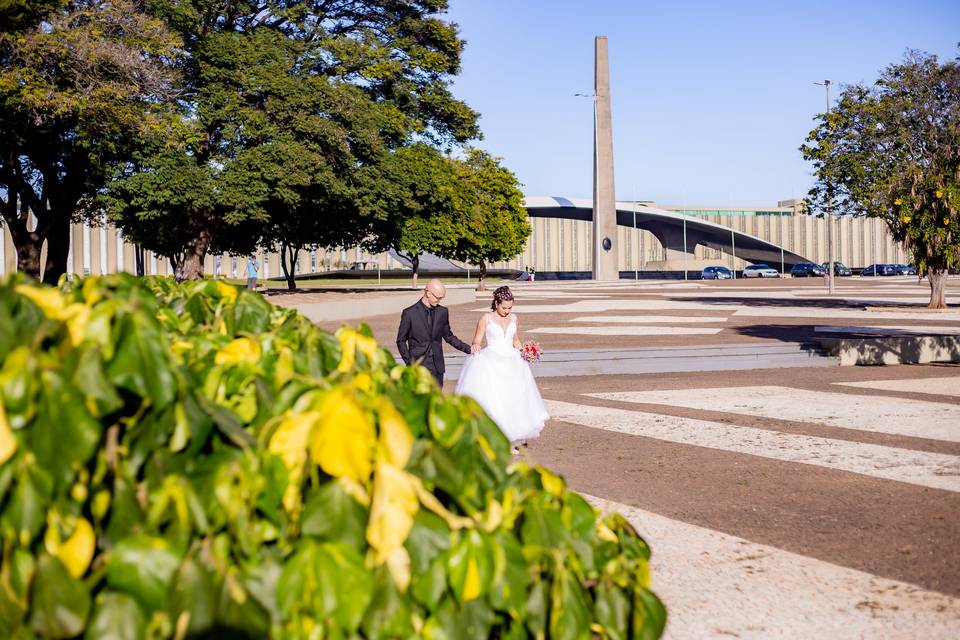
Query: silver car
[[742, 263, 780, 278]]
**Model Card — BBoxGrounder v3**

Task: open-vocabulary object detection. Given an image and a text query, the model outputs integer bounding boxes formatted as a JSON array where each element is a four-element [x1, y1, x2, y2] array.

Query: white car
[[742, 264, 780, 278]]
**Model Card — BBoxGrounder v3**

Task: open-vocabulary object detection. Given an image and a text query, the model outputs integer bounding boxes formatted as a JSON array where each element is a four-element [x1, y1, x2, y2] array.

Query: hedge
[[0, 274, 665, 639]]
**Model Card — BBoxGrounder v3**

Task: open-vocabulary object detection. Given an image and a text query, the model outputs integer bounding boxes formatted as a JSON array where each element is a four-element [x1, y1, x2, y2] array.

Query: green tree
[[0, 0, 182, 283], [801, 50, 960, 308], [359, 144, 468, 287], [450, 149, 530, 291], [111, 0, 480, 280]]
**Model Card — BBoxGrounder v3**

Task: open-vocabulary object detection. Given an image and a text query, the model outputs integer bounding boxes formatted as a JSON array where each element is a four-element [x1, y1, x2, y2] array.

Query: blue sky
[[444, 1, 959, 207]]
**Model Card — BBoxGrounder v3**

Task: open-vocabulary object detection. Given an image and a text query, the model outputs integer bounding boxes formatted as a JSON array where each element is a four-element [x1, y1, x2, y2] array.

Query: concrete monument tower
[[592, 36, 618, 281]]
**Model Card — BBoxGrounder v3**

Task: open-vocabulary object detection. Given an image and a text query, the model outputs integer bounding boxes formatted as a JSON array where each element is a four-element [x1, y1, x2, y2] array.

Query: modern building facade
[[0, 197, 907, 280]]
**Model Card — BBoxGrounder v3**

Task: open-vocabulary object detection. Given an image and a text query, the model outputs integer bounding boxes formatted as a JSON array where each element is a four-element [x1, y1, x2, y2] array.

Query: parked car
[[860, 263, 897, 276], [820, 261, 852, 277], [701, 266, 733, 280], [742, 264, 780, 278], [893, 263, 917, 276], [791, 263, 826, 277]]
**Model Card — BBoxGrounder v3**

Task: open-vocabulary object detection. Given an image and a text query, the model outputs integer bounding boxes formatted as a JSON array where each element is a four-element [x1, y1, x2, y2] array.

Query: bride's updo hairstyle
[[490, 286, 514, 311]]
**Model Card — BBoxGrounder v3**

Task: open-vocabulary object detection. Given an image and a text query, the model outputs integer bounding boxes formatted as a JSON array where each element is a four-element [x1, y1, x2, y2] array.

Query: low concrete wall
[[817, 335, 960, 366]]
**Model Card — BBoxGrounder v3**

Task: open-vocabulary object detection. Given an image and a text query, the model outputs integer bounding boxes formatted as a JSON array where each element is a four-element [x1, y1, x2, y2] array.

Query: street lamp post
[[815, 79, 835, 294]]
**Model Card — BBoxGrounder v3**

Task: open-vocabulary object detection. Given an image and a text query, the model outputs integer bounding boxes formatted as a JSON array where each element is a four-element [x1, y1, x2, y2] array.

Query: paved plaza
[[279, 277, 960, 638]]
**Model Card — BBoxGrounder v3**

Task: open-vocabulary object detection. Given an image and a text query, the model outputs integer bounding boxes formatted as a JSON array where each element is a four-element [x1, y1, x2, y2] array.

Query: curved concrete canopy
[[524, 196, 812, 269]]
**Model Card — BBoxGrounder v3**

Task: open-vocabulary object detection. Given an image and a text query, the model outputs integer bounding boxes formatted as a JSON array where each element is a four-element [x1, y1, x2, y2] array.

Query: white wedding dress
[[455, 314, 549, 442]]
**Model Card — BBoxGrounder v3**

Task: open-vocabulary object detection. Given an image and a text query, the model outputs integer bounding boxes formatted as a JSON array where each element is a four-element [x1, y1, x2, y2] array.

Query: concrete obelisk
[[593, 36, 618, 281]]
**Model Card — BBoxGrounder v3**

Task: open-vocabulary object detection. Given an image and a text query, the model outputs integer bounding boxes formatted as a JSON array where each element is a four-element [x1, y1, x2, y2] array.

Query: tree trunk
[[928, 269, 947, 309], [476, 262, 487, 292], [280, 242, 299, 290], [179, 220, 214, 280], [42, 217, 70, 285], [410, 254, 420, 288], [135, 245, 145, 276]]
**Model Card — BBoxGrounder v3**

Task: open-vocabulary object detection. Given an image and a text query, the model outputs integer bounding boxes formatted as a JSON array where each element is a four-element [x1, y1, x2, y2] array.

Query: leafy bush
[[0, 275, 665, 639]]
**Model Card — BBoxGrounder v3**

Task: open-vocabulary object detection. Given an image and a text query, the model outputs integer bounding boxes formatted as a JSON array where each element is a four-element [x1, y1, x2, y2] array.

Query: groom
[[396, 279, 475, 386]]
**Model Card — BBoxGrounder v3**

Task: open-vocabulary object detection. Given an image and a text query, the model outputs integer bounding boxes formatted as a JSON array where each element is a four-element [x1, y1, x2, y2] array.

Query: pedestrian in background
[[246, 254, 260, 290]]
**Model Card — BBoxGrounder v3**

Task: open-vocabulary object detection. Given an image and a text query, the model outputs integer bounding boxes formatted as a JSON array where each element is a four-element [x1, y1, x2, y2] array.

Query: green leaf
[[428, 395, 462, 447], [105, 536, 181, 612], [72, 346, 123, 417], [167, 558, 215, 636], [361, 567, 414, 639], [549, 564, 592, 640], [405, 510, 452, 575], [423, 596, 495, 640], [85, 592, 146, 640], [595, 581, 629, 640], [447, 530, 493, 603], [106, 313, 176, 408], [488, 533, 528, 616], [300, 481, 367, 548], [0, 463, 53, 546], [29, 554, 91, 639], [521, 495, 568, 549], [631, 587, 668, 640], [28, 370, 102, 488]]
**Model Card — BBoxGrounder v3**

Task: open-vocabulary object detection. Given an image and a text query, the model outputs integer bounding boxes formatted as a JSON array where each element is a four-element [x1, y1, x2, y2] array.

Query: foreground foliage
[[0, 275, 665, 639]]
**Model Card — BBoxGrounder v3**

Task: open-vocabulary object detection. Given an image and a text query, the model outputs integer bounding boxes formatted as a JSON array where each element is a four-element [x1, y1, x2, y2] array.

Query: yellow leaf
[[268, 411, 320, 512], [45, 515, 96, 578], [16, 285, 66, 318], [476, 435, 496, 461], [538, 467, 565, 496], [356, 334, 380, 362], [0, 400, 17, 466], [366, 463, 419, 562], [215, 337, 261, 366], [463, 557, 481, 601], [216, 280, 238, 303], [275, 347, 294, 389], [337, 329, 357, 372], [81, 277, 104, 306], [377, 399, 413, 469], [309, 389, 374, 482], [412, 476, 473, 530], [353, 373, 372, 393], [62, 303, 90, 345], [338, 477, 371, 507], [596, 521, 619, 544], [385, 547, 412, 592]]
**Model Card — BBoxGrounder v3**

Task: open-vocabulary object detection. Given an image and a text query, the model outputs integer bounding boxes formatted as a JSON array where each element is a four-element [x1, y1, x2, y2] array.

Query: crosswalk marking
[[590, 386, 960, 443], [570, 315, 729, 324], [530, 326, 724, 336], [834, 377, 960, 398], [585, 495, 960, 639], [546, 400, 960, 492]]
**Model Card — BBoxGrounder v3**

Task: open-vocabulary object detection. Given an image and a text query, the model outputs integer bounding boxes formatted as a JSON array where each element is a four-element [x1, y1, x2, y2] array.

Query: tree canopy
[[0, 0, 183, 283], [106, 0, 481, 280], [450, 149, 530, 290], [801, 50, 960, 308]]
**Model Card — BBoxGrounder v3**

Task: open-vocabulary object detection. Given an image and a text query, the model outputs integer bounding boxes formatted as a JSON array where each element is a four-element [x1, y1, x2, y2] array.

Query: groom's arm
[[440, 310, 471, 354], [396, 308, 412, 364]]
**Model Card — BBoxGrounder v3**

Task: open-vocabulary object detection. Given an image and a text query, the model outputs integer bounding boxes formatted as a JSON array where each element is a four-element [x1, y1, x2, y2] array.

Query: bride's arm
[[513, 315, 523, 349], [470, 315, 485, 353]]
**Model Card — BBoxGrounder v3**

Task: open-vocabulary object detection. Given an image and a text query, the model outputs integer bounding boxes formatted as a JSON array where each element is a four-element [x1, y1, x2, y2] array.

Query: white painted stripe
[[571, 315, 728, 324], [546, 400, 960, 492], [474, 300, 742, 314], [530, 326, 724, 336], [590, 386, 960, 443], [584, 495, 960, 639], [834, 377, 960, 398]]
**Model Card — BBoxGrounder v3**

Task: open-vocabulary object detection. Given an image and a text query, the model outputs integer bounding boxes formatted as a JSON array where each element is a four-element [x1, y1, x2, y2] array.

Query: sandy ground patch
[[587, 496, 960, 640]]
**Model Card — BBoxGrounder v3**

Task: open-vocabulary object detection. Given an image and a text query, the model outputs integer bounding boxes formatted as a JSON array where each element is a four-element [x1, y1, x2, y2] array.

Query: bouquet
[[520, 340, 543, 363]]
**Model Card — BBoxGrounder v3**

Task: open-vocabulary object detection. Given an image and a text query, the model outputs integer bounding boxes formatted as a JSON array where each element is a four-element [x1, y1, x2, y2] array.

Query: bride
[[455, 286, 549, 446]]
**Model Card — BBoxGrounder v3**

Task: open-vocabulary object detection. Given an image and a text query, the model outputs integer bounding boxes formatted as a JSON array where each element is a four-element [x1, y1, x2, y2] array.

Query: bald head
[[422, 279, 446, 307]]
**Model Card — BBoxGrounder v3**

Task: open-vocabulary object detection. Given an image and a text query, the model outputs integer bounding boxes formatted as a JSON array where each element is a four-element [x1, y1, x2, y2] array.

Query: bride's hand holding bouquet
[[520, 340, 542, 363]]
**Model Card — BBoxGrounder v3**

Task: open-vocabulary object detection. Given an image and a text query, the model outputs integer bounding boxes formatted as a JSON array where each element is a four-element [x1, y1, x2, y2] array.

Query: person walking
[[396, 279, 474, 387], [246, 255, 260, 290]]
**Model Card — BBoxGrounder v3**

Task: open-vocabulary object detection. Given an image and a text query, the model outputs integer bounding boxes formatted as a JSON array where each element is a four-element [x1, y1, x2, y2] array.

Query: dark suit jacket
[[396, 301, 470, 375]]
